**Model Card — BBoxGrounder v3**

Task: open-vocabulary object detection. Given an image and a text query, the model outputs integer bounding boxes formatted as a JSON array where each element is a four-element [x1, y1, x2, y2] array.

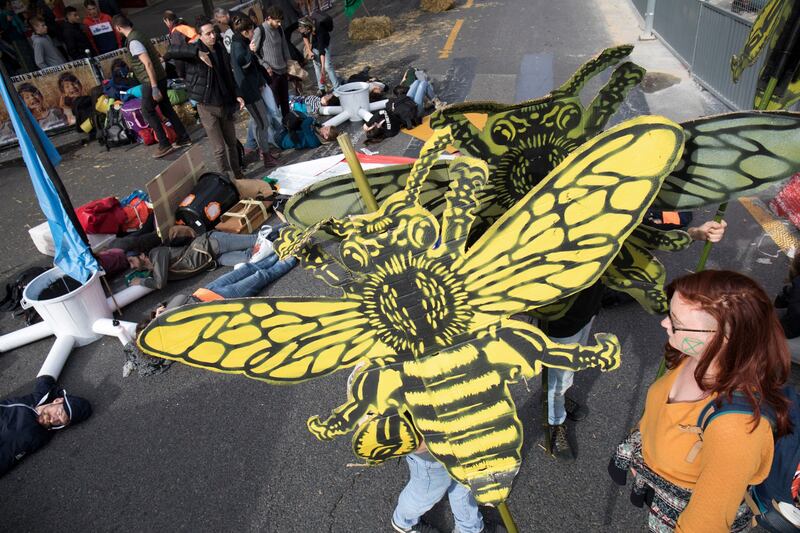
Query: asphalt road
[[0, 0, 796, 531]]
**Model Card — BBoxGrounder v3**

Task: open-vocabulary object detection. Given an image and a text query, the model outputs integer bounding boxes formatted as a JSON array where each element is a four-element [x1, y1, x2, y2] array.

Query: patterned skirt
[[609, 430, 754, 533]]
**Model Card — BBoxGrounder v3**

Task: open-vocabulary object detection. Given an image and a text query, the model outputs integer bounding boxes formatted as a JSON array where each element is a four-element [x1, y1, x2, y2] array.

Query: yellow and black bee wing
[[282, 162, 455, 229], [731, 0, 791, 82], [456, 116, 685, 317], [352, 411, 421, 464], [655, 111, 800, 209], [137, 298, 394, 383]]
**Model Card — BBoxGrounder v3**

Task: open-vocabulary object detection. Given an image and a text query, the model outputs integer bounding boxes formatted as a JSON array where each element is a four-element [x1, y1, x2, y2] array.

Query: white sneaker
[[249, 239, 274, 263], [233, 262, 246, 270], [258, 224, 273, 240]]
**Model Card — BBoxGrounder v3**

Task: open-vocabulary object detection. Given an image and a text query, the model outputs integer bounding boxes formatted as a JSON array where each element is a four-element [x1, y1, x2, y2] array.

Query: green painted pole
[[694, 202, 729, 273], [337, 133, 379, 213], [498, 502, 519, 533]]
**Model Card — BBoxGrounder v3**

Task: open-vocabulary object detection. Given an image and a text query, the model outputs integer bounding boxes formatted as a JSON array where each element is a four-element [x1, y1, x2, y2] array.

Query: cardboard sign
[[145, 144, 206, 240]]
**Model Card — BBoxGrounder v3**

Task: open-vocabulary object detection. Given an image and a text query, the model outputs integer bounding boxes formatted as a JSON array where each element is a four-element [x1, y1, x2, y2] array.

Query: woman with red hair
[[610, 270, 792, 532]]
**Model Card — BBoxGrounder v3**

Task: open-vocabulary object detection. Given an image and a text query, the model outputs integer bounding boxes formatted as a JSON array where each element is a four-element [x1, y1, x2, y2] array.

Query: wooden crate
[[215, 200, 271, 234]]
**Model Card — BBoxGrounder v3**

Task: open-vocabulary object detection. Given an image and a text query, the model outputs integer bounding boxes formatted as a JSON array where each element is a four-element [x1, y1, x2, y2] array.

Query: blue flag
[[0, 77, 98, 283]]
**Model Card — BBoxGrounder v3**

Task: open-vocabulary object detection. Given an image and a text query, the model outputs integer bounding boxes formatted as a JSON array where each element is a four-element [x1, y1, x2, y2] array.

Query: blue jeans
[[245, 85, 285, 150], [392, 452, 483, 533], [208, 231, 257, 266], [546, 317, 595, 425], [408, 80, 435, 115], [312, 47, 340, 91], [206, 254, 297, 298]]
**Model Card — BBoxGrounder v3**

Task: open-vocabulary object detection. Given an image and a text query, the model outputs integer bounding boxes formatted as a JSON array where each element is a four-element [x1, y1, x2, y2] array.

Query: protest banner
[[0, 59, 97, 147]]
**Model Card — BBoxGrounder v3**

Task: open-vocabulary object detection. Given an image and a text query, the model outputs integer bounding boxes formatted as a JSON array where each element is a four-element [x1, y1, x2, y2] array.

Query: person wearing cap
[[297, 14, 339, 96], [0, 375, 92, 477]]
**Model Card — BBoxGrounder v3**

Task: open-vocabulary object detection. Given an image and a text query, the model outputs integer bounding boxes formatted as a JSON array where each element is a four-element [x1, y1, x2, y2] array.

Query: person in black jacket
[[61, 7, 94, 60], [231, 16, 278, 169], [0, 375, 92, 477], [162, 10, 197, 79], [164, 19, 245, 180]]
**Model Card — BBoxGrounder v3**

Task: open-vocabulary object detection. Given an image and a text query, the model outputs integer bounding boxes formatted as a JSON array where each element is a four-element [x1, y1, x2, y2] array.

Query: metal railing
[[629, 0, 765, 110]]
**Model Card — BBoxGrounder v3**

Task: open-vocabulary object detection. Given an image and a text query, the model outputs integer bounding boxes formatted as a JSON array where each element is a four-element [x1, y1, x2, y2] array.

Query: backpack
[[137, 122, 178, 146], [120, 98, 149, 133], [698, 388, 800, 532], [76, 197, 127, 234], [0, 266, 47, 325], [387, 95, 421, 129], [99, 106, 135, 150]]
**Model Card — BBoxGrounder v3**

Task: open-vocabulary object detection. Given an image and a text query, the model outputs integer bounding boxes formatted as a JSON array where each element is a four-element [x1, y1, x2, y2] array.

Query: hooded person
[[0, 375, 92, 477]]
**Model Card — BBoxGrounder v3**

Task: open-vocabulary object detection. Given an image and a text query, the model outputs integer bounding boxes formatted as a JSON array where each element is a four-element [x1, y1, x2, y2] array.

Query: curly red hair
[[665, 270, 792, 436]]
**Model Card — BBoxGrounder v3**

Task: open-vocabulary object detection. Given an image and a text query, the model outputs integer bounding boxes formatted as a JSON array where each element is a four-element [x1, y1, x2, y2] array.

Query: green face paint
[[681, 337, 705, 356]]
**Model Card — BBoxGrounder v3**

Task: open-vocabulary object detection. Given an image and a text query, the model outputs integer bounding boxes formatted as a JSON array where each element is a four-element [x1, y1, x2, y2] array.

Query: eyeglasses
[[667, 312, 717, 334]]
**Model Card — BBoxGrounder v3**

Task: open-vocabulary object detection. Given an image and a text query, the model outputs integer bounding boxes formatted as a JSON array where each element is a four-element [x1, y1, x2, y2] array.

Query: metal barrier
[[629, 0, 763, 110]]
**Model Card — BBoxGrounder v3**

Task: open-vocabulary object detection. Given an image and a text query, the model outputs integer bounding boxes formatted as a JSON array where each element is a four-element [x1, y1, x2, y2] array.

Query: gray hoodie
[[31, 33, 65, 70]]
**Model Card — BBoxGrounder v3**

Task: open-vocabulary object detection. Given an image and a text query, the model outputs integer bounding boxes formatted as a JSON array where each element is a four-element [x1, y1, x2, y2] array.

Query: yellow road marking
[[465, 0, 475, 7], [439, 19, 464, 59], [739, 196, 800, 253]]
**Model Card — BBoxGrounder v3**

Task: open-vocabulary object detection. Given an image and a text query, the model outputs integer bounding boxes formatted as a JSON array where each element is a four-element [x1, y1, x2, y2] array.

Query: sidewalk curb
[[0, 134, 87, 167]]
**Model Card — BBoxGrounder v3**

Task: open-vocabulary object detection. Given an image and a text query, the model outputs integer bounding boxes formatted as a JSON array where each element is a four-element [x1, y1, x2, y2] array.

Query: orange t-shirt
[[639, 358, 773, 532]]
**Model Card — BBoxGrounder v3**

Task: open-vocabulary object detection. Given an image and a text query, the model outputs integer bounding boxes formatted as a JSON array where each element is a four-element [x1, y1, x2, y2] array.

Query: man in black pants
[[113, 15, 191, 159]]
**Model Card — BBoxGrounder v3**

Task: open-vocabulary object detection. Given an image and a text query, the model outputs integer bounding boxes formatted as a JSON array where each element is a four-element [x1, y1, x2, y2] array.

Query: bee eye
[[405, 216, 437, 250], [340, 240, 370, 270]]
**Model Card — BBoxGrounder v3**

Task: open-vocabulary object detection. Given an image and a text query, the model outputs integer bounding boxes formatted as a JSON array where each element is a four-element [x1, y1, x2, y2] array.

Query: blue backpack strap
[[697, 392, 776, 432]]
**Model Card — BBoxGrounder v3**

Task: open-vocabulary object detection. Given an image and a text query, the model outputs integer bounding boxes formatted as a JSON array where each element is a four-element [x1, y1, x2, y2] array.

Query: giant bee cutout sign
[[139, 118, 684, 504]]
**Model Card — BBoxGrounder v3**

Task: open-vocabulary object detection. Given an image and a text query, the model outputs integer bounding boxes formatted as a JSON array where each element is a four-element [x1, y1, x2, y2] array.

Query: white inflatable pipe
[[92, 319, 137, 346], [323, 112, 353, 128], [369, 99, 388, 111], [357, 108, 374, 123], [0, 321, 54, 352], [319, 105, 343, 116], [107, 285, 153, 310], [37, 335, 75, 379]]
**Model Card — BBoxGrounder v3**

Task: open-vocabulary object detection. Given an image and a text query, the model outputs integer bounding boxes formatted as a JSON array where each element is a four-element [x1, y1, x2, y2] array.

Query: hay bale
[[348, 16, 393, 41], [174, 102, 197, 128], [421, 0, 454, 13]]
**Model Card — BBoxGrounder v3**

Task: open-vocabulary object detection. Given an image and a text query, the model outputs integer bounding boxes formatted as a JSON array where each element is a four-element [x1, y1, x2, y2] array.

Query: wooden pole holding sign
[[338, 133, 379, 213]]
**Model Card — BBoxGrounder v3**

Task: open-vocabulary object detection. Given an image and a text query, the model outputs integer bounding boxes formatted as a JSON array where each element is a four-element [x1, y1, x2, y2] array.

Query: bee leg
[[539, 331, 621, 373], [307, 367, 400, 441], [405, 129, 457, 201], [436, 157, 490, 251], [629, 224, 693, 252], [488, 321, 621, 378], [584, 61, 645, 137], [601, 239, 668, 315], [274, 222, 353, 287], [554, 45, 634, 97]]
